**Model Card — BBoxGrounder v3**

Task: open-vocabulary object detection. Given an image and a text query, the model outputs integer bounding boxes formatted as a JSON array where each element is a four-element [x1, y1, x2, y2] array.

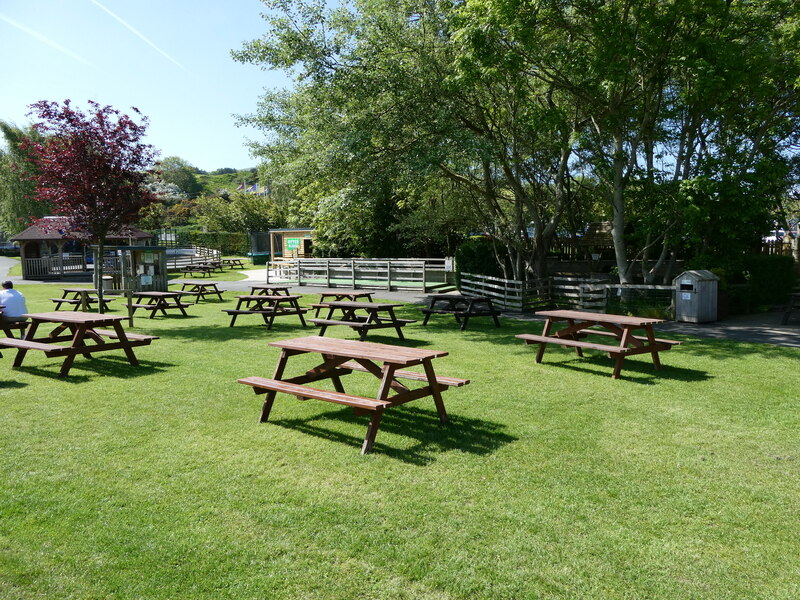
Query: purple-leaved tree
[[23, 100, 158, 310]]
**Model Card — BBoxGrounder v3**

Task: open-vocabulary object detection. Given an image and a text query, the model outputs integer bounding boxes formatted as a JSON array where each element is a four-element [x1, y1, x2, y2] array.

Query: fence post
[[422, 261, 427, 292], [326, 260, 331, 287], [387, 261, 392, 290], [297, 259, 302, 286], [352, 260, 356, 288]]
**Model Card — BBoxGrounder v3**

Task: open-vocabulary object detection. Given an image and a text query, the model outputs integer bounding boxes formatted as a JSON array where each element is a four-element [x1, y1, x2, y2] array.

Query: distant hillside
[[197, 168, 258, 195]]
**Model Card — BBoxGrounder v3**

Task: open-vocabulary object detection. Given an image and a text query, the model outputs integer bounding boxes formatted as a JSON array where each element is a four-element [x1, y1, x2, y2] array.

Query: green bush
[[188, 231, 249, 255], [454, 237, 505, 287]]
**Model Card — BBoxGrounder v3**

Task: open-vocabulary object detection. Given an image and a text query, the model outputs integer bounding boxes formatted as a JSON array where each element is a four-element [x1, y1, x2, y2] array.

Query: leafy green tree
[[158, 156, 203, 198], [0, 121, 49, 235]]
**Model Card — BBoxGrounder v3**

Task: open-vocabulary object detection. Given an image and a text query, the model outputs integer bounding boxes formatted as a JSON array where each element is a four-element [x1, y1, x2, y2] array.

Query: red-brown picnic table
[[237, 335, 469, 454], [309, 300, 416, 341], [516, 309, 682, 379], [223, 294, 308, 329], [0, 311, 157, 377]]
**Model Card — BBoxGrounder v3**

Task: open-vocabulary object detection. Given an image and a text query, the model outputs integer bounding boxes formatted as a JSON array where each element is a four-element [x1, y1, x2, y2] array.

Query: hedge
[[188, 231, 249, 256]]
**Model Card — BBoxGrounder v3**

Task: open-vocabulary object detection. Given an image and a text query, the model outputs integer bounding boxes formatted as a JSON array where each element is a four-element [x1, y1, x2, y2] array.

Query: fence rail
[[459, 273, 675, 314], [266, 258, 452, 291]]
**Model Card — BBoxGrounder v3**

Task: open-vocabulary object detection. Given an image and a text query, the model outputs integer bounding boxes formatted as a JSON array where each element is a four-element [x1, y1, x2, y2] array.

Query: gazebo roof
[[11, 218, 152, 242]]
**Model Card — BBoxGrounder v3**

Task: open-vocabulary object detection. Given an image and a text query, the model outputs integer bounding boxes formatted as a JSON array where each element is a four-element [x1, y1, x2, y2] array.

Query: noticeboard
[[286, 238, 301, 250]]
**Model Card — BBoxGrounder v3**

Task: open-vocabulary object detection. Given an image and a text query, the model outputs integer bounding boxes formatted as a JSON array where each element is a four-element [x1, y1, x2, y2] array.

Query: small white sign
[[681, 279, 692, 285], [681, 292, 691, 300], [140, 275, 153, 285]]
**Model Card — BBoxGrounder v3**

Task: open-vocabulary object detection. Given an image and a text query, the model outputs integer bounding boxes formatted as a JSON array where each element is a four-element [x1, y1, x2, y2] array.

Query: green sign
[[286, 238, 301, 250]]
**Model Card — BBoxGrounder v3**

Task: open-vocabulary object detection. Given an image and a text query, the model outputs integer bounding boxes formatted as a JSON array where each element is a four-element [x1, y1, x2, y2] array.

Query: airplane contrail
[[88, 0, 186, 71], [0, 12, 98, 69]]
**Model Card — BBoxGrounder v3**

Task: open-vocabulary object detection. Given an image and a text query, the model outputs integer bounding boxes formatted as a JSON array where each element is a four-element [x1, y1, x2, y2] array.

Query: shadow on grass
[[529, 354, 712, 384], [267, 404, 516, 465], [0, 380, 27, 389], [13, 356, 173, 382]]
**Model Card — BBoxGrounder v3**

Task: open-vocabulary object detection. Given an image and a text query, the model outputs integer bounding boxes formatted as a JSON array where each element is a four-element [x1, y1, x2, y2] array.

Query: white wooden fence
[[266, 258, 452, 291]]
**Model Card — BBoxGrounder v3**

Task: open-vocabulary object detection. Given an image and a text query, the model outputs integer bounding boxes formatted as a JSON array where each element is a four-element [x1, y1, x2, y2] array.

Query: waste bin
[[673, 270, 719, 323], [101, 275, 114, 291]]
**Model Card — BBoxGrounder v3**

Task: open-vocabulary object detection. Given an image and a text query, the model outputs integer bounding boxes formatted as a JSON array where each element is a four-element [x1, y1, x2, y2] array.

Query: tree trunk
[[96, 239, 106, 314], [610, 133, 631, 283]]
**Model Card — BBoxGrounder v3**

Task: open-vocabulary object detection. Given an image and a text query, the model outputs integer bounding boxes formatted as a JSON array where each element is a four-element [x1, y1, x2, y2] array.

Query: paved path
[[2, 257, 797, 348]]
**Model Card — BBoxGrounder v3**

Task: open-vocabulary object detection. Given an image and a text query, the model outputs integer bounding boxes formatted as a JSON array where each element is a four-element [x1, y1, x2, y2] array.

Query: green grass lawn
[[1, 283, 798, 599]]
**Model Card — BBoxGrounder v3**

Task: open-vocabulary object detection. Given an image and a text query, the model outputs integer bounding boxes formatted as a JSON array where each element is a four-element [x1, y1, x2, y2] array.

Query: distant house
[[11, 217, 152, 280]]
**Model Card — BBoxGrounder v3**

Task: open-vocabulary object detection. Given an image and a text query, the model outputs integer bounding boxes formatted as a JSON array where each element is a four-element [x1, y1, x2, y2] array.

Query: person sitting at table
[[0, 281, 29, 328]]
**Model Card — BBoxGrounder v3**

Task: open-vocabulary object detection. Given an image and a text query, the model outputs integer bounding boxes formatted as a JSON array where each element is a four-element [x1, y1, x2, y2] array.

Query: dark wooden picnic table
[[516, 309, 682, 379], [312, 291, 374, 317], [0, 311, 157, 377], [172, 280, 225, 303], [421, 294, 500, 330], [309, 300, 416, 340], [249, 285, 291, 296], [223, 294, 308, 329], [222, 258, 246, 269], [50, 287, 114, 312], [130, 291, 191, 319], [237, 335, 469, 454]]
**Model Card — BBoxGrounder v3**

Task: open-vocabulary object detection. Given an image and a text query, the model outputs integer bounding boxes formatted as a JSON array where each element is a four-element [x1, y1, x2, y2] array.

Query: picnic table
[[309, 301, 416, 340], [781, 292, 800, 325], [248, 285, 291, 296], [222, 258, 246, 269], [237, 335, 470, 454], [130, 291, 191, 319], [516, 309, 682, 379], [50, 287, 114, 312], [180, 264, 215, 277], [0, 311, 157, 377], [420, 294, 501, 330], [312, 291, 374, 317], [223, 294, 308, 329], [172, 280, 225, 303]]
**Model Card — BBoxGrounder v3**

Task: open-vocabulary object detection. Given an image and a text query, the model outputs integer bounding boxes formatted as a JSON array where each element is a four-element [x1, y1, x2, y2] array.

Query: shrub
[[188, 231, 249, 255], [742, 254, 796, 308]]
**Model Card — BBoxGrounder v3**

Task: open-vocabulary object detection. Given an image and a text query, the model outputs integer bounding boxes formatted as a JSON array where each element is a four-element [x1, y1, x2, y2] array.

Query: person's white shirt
[[0, 288, 28, 318]]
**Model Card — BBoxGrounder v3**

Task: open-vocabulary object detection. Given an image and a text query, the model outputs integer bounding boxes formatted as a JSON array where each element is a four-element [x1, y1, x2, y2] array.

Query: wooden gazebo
[[11, 218, 152, 280]]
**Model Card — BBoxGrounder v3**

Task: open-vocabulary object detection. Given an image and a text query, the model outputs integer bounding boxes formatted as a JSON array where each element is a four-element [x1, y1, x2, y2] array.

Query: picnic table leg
[[294, 300, 308, 327], [112, 321, 140, 367], [12, 321, 42, 367], [361, 408, 384, 454], [423, 359, 448, 423], [611, 355, 625, 379], [260, 350, 290, 422], [59, 326, 91, 377], [567, 319, 583, 357], [644, 326, 662, 370], [535, 319, 553, 363], [386, 307, 405, 340]]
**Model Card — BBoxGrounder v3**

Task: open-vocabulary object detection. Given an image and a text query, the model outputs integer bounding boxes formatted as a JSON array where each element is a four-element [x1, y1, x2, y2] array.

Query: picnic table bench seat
[[238, 376, 392, 411], [337, 360, 469, 388], [573, 328, 682, 346], [0, 337, 63, 354], [516, 333, 631, 355], [90, 329, 160, 342], [130, 301, 192, 311], [309, 317, 416, 328]]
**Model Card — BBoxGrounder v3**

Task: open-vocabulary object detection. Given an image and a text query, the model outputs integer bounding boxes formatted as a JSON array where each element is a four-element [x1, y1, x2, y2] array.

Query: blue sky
[[0, 0, 289, 171]]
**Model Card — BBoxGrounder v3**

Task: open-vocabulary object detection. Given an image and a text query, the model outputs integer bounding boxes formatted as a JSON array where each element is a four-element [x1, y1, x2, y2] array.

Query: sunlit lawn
[[1, 283, 798, 599]]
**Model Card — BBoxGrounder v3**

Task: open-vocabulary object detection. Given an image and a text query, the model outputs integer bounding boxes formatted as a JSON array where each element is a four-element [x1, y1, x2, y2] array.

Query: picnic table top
[[60, 287, 102, 294], [22, 311, 126, 325], [236, 294, 300, 301], [135, 290, 184, 297], [173, 280, 223, 286], [323, 300, 403, 310], [536, 309, 665, 327], [269, 335, 447, 365]]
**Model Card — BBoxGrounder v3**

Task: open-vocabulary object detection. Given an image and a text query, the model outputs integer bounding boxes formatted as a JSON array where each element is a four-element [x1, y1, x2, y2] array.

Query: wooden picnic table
[[222, 258, 246, 269], [0, 311, 157, 377], [172, 280, 225, 303], [309, 300, 416, 340], [421, 294, 501, 330], [130, 291, 191, 319], [248, 285, 292, 296], [223, 294, 308, 329], [516, 309, 682, 379], [238, 335, 469, 454], [50, 287, 114, 312], [312, 291, 374, 317], [781, 292, 800, 325]]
